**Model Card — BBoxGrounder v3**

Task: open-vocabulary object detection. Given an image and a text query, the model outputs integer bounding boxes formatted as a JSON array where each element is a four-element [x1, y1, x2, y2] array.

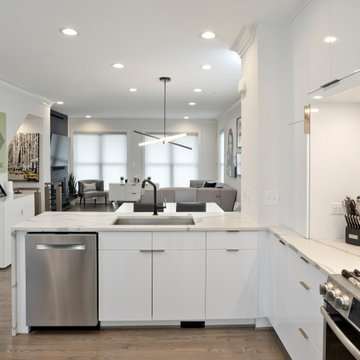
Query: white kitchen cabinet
[[307, 0, 331, 92], [98, 232, 152, 321], [268, 232, 326, 360], [206, 231, 258, 320], [99, 231, 206, 322], [152, 232, 205, 320], [330, 0, 360, 81], [0, 194, 34, 268]]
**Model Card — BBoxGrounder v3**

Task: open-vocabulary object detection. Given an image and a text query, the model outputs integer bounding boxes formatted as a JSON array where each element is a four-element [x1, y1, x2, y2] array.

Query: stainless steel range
[[320, 270, 360, 360]]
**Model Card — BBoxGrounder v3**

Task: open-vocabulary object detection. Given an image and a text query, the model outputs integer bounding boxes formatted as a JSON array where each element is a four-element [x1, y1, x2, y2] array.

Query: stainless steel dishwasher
[[25, 233, 98, 327]]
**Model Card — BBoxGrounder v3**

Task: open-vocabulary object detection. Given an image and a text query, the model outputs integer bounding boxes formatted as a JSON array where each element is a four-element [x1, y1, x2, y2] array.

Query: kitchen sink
[[112, 216, 195, 226]]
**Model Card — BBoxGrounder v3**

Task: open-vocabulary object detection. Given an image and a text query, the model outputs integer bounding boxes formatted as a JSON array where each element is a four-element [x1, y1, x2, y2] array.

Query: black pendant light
[[134, 77, 192, 150]]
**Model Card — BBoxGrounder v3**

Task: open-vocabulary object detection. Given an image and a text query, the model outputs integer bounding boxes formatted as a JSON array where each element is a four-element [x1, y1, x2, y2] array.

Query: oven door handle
[[321, 306, 360, 360]]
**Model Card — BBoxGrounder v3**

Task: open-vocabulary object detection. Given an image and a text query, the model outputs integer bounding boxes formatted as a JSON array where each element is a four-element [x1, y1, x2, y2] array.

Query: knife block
[[345, 226, 360, 246]]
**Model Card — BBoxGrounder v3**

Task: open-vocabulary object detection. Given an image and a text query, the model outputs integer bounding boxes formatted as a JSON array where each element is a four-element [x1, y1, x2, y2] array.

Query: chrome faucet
[[141, 179, 165, 215]]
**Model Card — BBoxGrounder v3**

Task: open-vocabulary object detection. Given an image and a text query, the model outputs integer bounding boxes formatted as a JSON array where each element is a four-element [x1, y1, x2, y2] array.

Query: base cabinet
[[268, 232, 327, 360], [206, 249, 258, 319], [99, 250, 152, 321], [153, 250, 205, 320], [99, 231, 206, 322], [206, 231, 258, 320]]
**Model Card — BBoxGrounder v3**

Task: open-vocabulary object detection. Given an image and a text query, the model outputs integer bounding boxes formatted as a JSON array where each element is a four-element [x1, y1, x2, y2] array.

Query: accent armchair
[[78, 180, 108, 207]]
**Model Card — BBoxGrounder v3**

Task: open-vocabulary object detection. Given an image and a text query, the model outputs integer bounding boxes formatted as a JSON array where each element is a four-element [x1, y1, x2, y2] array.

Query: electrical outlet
[[330, 202, 343, 215], [264, 191, 279, 205]]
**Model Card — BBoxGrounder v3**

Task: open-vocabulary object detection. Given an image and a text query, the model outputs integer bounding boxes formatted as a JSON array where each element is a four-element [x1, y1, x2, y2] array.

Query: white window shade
[[73, 133, 127, 190], [145, 134, 198, 187]]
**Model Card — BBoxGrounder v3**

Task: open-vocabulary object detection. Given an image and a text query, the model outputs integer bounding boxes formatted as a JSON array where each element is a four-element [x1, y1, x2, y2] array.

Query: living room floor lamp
[[134, 77, 192, 150]]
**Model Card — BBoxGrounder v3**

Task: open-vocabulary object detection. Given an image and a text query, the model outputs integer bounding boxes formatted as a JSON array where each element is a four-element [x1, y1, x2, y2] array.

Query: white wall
[[310, 102, 360, 239], [216, 100, 241, 202], [0, 82, 51, 211], [219, 24, 284, 225], [68, 117, 217, 185]]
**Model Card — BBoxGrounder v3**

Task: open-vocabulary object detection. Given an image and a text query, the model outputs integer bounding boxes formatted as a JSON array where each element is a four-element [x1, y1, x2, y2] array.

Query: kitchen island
[[11, 209, 360, 360]]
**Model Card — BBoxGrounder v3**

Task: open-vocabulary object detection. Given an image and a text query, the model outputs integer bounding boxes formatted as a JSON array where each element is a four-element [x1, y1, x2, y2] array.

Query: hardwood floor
[[0, 267, 290, 360]]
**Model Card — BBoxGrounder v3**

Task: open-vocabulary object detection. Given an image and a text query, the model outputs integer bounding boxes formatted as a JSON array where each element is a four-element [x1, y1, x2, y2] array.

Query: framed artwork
[[226, 128, 235, 177], [8, 133, 40, 182], [0, 184, 6, 198], [0, 113, 6, 173], [236, 151, 241, 177], [236, 116, 241, 148]]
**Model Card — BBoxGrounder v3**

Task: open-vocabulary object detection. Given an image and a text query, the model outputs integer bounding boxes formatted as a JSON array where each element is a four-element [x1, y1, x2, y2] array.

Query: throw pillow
[[203, 181, 216, 188], [83, 182, 97, 192]]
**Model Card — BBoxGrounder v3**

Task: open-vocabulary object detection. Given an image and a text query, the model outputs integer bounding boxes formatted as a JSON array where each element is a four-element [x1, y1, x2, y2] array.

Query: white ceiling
[[0, 0, 305, 120]]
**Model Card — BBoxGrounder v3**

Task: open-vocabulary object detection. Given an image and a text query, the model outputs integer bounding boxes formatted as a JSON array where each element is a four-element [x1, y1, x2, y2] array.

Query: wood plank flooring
[[0, 266, 290, 360]]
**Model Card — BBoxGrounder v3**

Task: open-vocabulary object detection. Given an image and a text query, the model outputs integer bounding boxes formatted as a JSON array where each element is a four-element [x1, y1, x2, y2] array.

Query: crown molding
[[231, 24, 257, 58], [0, 78, 54, 107]]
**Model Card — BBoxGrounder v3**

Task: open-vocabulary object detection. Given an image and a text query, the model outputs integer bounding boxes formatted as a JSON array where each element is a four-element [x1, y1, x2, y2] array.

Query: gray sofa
[[140, 180, 237, 211]]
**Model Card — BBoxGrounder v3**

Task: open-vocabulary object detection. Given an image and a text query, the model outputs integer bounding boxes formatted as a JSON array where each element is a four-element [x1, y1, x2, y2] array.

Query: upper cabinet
[[307, 0, 331, 93], [330, 0, 360, 80], [291, 0, 360, 96]]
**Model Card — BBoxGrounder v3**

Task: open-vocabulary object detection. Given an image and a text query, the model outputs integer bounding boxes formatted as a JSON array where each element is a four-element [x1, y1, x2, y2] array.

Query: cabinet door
[[99, 250, 152, 321], [272, 236, 288, 341], [152, 250, 205, 320], [206, 249, 257, 319], [308, 0, 331, 91], [330, 0, 360, 80]]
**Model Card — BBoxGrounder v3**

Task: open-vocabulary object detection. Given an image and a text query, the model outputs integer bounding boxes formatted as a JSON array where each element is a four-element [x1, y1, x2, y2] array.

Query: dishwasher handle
[[36, 243, 86, 251], [321, 306, 360, 360]]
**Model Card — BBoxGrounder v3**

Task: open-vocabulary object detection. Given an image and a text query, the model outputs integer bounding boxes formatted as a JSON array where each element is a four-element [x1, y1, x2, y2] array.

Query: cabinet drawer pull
[[300, 256, 309, 264], [278, 239, 286, 246], [226, 249, 239, 252], [298, 328, 309, 340], [299, 281, 310, 290], [320, 78, 340, 88], [139, 249, 152, 253], [152, 249, 165, 253], [226, 230, 239, 233]]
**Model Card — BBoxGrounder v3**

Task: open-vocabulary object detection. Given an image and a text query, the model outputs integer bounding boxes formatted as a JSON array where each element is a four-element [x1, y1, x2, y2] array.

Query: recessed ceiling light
[[60, 28, 78, 36], [312, 95, 323, 100], [324, 36, 337, 43], [188, 102, 196, 106], [184, 116, 189, 119], [201, 31, 216, 39], [201, 64, 212, 70], [85, 115, 92, 118], [129, 88, 138, 92], [56, 101, 64, 105], [112, 63, 124, 69], [193, 88, 202, 93]]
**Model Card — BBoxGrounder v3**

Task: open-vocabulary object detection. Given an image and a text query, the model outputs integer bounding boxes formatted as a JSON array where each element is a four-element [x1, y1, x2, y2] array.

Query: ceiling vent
[[231, 24, 257, 58]]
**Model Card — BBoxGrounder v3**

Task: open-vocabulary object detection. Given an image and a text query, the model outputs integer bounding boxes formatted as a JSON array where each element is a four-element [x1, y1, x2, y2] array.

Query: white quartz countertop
[[268, 225, 360, 275], [12, 210, 259, 232], [12, 209, 360, 276]]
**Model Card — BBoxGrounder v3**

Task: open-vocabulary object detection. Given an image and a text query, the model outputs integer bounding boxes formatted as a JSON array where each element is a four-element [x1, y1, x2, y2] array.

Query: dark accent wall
[[50, 110, 68, 136], [50, 110, 69, 208]]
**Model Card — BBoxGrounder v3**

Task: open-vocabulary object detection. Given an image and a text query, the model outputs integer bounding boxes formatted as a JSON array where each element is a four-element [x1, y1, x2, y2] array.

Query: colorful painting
[[8, 133, 40, 182], [0, 113, 6, 173]]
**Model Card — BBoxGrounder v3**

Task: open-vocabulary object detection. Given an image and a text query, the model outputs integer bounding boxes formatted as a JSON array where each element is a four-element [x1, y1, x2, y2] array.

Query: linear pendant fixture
[[134, 77, 192, 150]]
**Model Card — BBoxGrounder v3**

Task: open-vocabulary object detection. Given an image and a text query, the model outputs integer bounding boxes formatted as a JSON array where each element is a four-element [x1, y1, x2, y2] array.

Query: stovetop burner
[[342, 269, 360, 288]]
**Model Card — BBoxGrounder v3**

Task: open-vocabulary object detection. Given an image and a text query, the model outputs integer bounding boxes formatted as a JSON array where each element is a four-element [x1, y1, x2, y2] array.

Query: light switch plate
[[264, 191, 279, 205]]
